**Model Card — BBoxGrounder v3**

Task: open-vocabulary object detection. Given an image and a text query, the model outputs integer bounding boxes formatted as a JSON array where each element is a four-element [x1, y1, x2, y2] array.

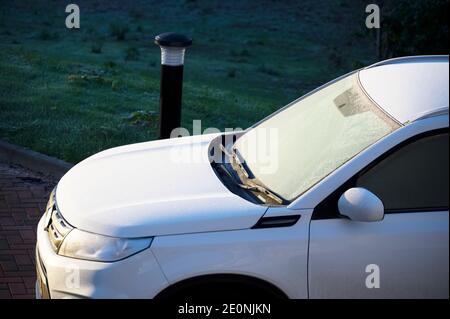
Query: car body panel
[[151, 207, 313, 299], [56, 133, 267, 238], [309, 211, 449, 298]]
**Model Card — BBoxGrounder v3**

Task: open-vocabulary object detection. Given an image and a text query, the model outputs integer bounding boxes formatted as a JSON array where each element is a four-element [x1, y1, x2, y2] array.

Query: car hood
[[56, 133, 267, 238]]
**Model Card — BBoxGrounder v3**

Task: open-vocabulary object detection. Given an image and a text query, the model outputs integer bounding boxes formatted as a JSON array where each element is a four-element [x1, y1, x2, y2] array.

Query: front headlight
[[58, 229, 152, 262], [45, 188, 152, 262]]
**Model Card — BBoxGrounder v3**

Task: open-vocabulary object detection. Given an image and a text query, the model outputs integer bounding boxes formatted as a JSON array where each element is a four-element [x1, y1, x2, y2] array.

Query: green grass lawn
[[0, 0, 377, 163]]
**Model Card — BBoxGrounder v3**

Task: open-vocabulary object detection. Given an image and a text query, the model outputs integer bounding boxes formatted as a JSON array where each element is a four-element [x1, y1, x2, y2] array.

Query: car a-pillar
[[155, 32, 193, 139]]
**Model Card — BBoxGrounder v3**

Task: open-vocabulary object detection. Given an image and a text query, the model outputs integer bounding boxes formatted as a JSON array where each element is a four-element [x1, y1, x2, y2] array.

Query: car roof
[[358, 56, 449, 124]]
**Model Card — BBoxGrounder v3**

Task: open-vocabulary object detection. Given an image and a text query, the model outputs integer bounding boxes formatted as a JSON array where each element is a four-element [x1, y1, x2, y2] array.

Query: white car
[[36, 56, 449, 299]]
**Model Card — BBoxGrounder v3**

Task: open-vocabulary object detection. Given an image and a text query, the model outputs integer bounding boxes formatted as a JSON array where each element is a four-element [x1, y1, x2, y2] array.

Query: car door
[[308, 129, 449, 298]]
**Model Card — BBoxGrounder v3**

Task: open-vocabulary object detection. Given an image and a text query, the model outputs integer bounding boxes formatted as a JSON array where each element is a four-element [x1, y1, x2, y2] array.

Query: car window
[[356, 132, 449, 212], [234, 73, 400, 201]]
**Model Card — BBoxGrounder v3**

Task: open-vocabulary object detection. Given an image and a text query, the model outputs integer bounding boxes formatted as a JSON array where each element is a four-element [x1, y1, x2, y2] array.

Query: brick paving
[[0, 161, 57, 299]]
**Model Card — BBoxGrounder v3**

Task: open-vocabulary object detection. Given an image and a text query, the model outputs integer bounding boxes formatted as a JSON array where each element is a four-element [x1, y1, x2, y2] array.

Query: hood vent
[[252, 215, 301, 229]]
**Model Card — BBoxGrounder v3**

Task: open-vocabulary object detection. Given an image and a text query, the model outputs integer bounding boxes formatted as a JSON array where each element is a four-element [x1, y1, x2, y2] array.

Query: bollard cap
[[155, 32, 192, 48]]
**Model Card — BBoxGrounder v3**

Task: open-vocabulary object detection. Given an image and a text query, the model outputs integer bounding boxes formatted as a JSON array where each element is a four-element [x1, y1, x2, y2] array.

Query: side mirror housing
[[338, 187, 384, 222]]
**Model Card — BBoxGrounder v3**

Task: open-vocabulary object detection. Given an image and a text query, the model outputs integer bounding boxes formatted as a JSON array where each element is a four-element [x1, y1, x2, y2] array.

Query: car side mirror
[[338, 187, 384, 222]]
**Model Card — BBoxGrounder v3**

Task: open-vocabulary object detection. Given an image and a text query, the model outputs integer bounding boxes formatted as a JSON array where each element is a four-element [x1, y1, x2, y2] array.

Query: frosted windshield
[[234, 72, 400, 201]]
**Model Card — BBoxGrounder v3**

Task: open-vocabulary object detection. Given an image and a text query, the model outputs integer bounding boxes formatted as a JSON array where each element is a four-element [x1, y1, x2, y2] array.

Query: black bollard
[[155, 32, 192, 139]]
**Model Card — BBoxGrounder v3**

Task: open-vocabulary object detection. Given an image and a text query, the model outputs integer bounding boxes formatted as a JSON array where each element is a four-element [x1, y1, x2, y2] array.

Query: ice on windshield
[[235, 73, 400, 201]]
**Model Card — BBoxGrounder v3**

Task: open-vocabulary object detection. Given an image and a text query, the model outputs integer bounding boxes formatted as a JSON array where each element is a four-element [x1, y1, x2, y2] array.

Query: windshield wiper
[[219, 144, 284, 204], [219, 144, 250, 178], [238, 182, 284, 204]]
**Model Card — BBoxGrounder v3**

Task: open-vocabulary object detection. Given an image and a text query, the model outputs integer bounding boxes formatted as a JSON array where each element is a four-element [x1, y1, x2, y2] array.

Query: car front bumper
[[35, 216, 169, 299]]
